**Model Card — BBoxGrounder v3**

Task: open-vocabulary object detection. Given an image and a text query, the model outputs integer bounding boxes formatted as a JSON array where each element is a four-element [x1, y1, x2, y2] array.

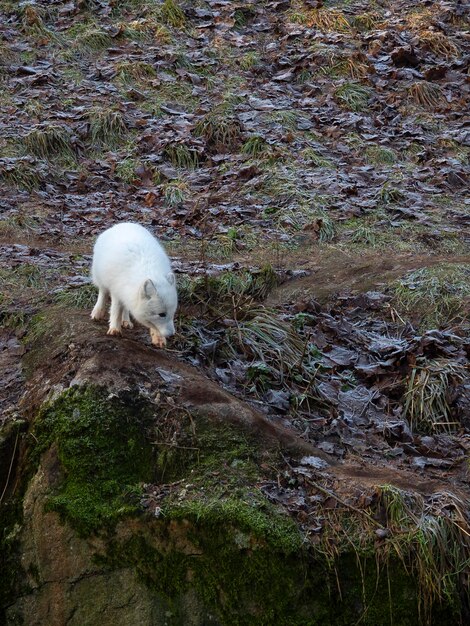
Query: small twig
[[305, 478, 384, 528]]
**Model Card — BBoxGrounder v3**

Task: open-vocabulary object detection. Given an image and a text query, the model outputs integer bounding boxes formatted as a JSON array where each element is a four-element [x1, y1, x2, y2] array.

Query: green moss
[[30, 386, 154, 536], [153, 408, 264, 485], [96, 510, 457, 625], [167, 497, 303, 553], [98, 503, 311, 624]]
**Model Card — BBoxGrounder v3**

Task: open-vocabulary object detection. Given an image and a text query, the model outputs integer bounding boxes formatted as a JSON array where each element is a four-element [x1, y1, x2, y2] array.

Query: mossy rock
[[0, 385, 463, 624], [28, 386, 155, 536]]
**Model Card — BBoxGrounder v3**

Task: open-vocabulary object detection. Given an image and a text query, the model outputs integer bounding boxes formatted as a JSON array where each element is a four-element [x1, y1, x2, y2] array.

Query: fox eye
[[158, 312, 166, 318]]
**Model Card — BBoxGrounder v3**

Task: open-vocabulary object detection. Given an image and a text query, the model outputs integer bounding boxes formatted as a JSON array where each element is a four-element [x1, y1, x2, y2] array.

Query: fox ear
[[166, 272, 175, 286], [142, 279, 157, 299]]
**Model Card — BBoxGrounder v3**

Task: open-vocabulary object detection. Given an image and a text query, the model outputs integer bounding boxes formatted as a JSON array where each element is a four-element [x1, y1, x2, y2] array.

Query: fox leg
[[107, 296, 123, 336], [121, 309, 134, 329], [91, 288, 109, 320]]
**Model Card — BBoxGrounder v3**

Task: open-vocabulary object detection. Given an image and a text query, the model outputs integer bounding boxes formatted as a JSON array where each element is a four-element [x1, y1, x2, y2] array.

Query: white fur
[[91, 223, 177, 347]]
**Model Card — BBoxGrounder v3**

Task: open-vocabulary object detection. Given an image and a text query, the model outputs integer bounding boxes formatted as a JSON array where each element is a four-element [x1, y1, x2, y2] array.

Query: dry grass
[[115, 60, 156, 83], [317, 483, 470, 620], [289, 3, 350, 32], [351, 12, 382, 32], [320, 53, 369, 80], [419, 31, 459, 58], [226, 307, 311, 387], [403, 359, 466, 433], [376, 486, 470, 616], [408, 82, 446, 109]]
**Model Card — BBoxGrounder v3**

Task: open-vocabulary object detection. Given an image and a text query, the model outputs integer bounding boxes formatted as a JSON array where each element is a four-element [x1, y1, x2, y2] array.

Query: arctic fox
[[91, 223, 177, 348]]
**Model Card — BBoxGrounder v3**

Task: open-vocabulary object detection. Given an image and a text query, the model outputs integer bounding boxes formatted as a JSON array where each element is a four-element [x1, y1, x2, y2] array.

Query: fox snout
[[157, 321, 175, 338], [164, 321, 176, 337]]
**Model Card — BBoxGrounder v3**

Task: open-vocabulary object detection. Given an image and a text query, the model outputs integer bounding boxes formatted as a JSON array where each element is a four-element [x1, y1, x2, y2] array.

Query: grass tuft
[[179, 267, 279, 309], [289, 4, 350, 32], [0, 159, 41, 191], [334, 83, 370, 111], [408, 82, 445, 109], [241, 136, 269, 158], [115, 60, 156, 84], [269, 110, 300, 131], [115, 158, 141, 183], [163, 143, 200, 169], [159, 0, 186, 29], [226, 307, 309, 386], [89, 109, 128, 148], [23, 126, 75, 161], [55, 284, 97, 310], [391, 265, 470, 329], [365, 145, 397, 165], [163, 179, 188, 206], [278, 203, 336, 242], [301, 148, 333, 168], [194, 107, 242, 152], [239, 51, 260, 70], [377, 182, 404, 203], [403, 359, 466, 433], [352, 12, 381, 32], [73, 27, 112, 52], [376, 485, 470, 614], [419, 31, 459, 58]]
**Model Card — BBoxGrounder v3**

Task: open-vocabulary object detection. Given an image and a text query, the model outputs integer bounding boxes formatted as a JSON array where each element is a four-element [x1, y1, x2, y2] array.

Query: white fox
[[91, 223, 177, 348]]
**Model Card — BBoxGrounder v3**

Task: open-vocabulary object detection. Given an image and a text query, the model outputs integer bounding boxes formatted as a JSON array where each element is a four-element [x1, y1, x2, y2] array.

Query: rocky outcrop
[[0, 310, 465, 624]]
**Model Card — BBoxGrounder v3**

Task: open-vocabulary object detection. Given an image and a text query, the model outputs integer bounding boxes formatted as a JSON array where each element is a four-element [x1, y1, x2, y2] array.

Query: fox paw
[[122, 320, 134, 329], [150, 329, 166, 348], [91, 309, 106, 321], [107, 327, 122, 336]]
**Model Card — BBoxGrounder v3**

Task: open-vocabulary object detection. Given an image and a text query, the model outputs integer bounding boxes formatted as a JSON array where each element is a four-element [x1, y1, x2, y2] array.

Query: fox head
[[134, 274, 177, 338]]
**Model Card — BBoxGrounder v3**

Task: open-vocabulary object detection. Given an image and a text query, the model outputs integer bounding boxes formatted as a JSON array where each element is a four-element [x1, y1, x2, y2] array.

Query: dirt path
[[266, 249, 470, 304]]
